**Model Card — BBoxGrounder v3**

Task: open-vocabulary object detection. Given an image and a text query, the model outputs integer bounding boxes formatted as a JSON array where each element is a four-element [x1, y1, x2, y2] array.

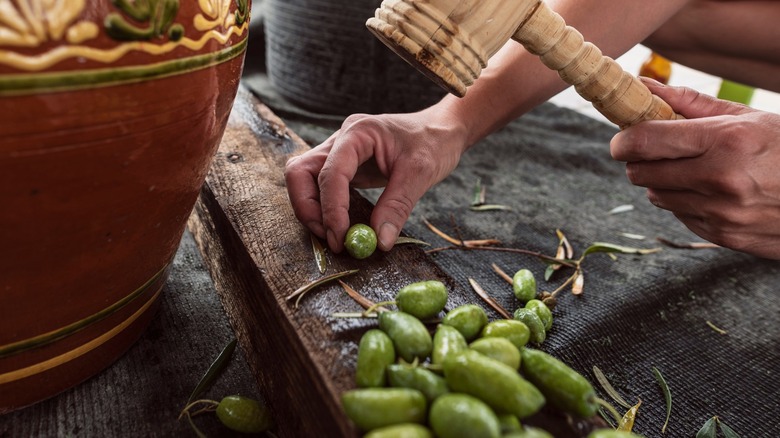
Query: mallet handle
[[513, 1, 682, 127]]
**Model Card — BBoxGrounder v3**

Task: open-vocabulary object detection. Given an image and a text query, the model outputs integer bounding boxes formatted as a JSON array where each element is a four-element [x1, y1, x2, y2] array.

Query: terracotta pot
[[0, 0, 250, 412]]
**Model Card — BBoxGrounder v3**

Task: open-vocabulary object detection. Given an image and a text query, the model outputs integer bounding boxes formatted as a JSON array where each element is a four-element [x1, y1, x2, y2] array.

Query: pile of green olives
[[341, 277, 633, 438]]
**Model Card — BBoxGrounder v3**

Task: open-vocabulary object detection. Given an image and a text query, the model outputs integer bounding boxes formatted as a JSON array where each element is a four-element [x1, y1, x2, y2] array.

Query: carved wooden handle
[[513, 1, 682, 127]]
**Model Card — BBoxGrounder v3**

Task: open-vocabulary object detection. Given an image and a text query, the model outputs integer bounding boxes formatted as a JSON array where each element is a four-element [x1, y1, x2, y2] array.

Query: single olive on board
[[215, 395, 273, 434], [344, 223, 378, 259], [520, 348, 598, 418], [355, 329, 396, 388]]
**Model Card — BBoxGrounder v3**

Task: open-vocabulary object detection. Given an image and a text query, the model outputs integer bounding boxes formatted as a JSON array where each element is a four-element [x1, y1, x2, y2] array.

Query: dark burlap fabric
[[277, 96, 780, 437]]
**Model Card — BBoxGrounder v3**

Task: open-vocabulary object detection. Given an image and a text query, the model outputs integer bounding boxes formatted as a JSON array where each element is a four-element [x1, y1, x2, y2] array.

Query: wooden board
[[187, 86, 458, 437]]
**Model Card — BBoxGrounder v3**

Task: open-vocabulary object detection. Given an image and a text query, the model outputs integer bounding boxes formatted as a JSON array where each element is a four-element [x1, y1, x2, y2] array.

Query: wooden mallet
[[366, 0, 681, 127]]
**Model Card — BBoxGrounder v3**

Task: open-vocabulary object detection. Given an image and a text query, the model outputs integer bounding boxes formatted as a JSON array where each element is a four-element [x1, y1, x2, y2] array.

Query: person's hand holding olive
[[285, 108, 468, 253], [611, 78, 780, 260]]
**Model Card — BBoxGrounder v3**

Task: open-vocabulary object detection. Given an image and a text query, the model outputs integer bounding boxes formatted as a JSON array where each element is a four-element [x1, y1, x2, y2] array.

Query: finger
[[284, 152, 329, 239], [623, 159, 704, 191], [318, 128, 382, 252], [639, 77, 750, 119], [612, 80, 752, 163], [370, 165, 431, 252]]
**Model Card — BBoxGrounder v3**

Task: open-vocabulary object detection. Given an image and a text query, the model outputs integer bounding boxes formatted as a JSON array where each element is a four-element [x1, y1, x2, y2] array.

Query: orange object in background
[[639, 52, 672, 84]]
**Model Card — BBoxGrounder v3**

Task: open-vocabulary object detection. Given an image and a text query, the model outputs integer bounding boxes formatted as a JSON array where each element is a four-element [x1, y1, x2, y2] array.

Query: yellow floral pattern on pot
[[0, 0, 249, 93]]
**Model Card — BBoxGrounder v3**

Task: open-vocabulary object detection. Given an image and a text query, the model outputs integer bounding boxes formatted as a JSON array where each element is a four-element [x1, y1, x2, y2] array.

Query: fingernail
[[378, 222, 399, 251], [326, 228, 339, 252], [639, 76, 664, 87]]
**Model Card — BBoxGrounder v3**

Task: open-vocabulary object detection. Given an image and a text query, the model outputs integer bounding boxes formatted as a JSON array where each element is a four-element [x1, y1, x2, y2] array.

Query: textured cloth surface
[[274, 91, 780, 437]]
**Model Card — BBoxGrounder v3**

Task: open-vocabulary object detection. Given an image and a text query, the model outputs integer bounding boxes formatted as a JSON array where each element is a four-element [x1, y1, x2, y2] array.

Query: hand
[[611, 78, 780, 259], [285, 110, 467, 253]]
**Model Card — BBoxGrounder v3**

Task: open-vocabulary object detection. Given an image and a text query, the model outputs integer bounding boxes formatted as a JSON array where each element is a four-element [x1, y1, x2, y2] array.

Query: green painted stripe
[[0, 38, 247, 96], [0, 264, 169, 358]]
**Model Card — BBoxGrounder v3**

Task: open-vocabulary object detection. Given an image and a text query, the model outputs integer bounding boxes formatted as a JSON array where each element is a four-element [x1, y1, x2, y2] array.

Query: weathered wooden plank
[[187, 86, 456, 437]]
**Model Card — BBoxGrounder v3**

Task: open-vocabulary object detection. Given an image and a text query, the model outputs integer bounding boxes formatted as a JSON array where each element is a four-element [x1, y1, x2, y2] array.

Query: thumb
[[640, 77, 751, 119], [370, 171, 429, 252]]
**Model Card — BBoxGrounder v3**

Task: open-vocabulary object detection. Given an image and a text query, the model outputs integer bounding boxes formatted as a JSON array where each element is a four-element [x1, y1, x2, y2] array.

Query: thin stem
[[425, 245, 577, 268], [591, 396, 623, 425], [363, 300, 395, 316]]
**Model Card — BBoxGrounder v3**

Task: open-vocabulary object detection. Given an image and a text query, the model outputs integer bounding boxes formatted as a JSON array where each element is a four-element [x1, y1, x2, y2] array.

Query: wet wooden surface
[[187, 86, 457, 437]]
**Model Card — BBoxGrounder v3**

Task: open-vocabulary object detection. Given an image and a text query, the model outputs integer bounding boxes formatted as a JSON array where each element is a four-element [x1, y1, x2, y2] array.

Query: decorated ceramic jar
[[0, 0, 250, 412]]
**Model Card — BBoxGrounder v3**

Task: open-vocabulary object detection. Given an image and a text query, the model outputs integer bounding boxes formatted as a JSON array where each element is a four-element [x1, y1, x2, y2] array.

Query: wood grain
[[187, 87, 456, 437]]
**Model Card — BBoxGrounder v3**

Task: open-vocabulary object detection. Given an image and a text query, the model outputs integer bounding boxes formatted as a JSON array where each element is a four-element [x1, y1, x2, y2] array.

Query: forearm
[[426, 0, 693, 149]]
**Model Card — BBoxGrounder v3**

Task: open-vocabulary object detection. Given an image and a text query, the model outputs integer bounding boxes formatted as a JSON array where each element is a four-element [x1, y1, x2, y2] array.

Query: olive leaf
[[718, 419, 742, 438], [582, 242, 661, 257], [187, 338, 237, 404], [617, 398, 641, 432], [696, 416, 718, 438], [706, 320, 728, 335], [471, 177, 485, 206], [652, 366, 672, 434], [467, 278, 512, 319], [592, 365, 632, 409], [285, 269, 360, 309], [310, 233, 327, 274], [608, 204, 635, 214], [395, 236, 430, 246], [491, 263, 513, 285], [469, 204, 512, 211], [338, 280, 389, 312], [571, 270, 584, 295]]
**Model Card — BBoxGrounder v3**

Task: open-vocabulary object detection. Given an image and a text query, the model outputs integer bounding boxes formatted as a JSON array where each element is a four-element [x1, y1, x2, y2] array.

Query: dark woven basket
[[264, 0, 447, 115]]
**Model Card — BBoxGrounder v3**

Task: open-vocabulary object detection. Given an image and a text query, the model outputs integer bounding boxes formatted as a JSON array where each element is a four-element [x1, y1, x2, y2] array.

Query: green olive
[[469, 337, 521, 370], [344, 223, 377, 259], [441, 304, 488, 341], [356, 329, 396, 388], [586, 431, 644, 438], [512, 269, 537, 303], [341, 388, 427, 431], [429, 393, 501, 438], [378, 311, 433, 362], [396, 280, 449, 320], [479, 319, 531, 350], [432, 324, 468, 366], [442, 350, 545, 419], [497, 413, 522, 434], [364, 423, 434, 438], [524, 299, 553, 331], [512, 308, 546, 344], [215, 395, 272, 434], [387, 364, 449, 402], [520, 348, 597, 418], [503, 426, 555, 438]]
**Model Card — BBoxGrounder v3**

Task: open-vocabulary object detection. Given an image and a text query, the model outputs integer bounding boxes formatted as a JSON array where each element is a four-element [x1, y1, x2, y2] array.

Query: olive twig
[[590, 396, 623, 426], [467, 278, 512, 319], [363, 300, 395, 317], [286, 269, 359, 309], [339, 280, 389, 312], [425, 245, 577, 268], [178, 399, 219, 420]]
